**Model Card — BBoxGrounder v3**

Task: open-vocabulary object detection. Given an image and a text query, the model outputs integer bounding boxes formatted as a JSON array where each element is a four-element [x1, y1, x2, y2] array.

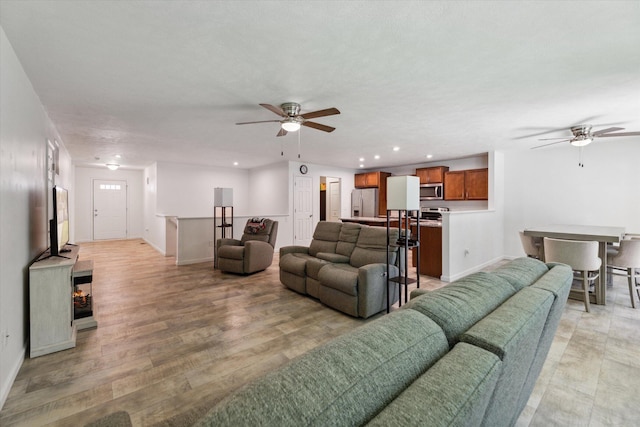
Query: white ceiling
[[1, 1, 639, 171]]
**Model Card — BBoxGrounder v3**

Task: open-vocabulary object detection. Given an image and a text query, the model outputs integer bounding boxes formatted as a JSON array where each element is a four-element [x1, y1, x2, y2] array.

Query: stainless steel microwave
[[420, 183, 443, 200]]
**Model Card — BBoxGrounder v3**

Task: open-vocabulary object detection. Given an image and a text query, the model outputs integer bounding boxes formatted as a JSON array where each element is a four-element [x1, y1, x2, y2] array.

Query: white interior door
[[329, 181, 341, 222], [294, 176, 313, 246], [93, 180, 127, 240]]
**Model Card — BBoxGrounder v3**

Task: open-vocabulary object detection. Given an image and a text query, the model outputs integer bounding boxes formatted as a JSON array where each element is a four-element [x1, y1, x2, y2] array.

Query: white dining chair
[[607, 237, 640, 309], [543, 237, 601, 313], [519, 231, 543, 259]]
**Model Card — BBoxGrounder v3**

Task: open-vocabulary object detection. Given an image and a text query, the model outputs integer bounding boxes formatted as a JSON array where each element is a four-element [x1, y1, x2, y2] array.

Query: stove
[[421, 207, 449, 220]]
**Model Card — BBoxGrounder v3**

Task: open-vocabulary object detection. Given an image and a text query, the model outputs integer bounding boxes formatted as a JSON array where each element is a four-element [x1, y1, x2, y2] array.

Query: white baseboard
[[176, 257, 214, 266], [0, 341, 26, 411], [441, 256, 506, 282], [143, 238, 166, 256]]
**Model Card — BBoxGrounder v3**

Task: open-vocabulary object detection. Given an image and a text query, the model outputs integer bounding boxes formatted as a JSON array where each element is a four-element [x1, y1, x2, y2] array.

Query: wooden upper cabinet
[[443, 171, 465, 200], [354, 173, 368, 188], [465, 168, 488, 200], [354, 171, 390, 189], [415, 166, 449, 184], [443, 168, 488, 201]]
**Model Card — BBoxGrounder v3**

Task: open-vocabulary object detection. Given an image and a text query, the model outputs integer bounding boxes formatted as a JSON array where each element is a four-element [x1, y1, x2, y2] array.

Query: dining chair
[[607, 237, 640, 309], [519, 231, 543, 259], [543, 237, 601, 313]]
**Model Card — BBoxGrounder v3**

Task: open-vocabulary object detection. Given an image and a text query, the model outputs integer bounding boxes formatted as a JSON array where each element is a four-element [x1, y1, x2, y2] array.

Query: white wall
[[0, 27, 72, 409], [503, 140, 640, 258], [74, 166, 144, 242]]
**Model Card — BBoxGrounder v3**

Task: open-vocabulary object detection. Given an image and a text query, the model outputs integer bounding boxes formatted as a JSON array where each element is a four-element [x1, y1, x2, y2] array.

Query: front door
[[293, 176, 313, 246], [93, 179, 127, 240]]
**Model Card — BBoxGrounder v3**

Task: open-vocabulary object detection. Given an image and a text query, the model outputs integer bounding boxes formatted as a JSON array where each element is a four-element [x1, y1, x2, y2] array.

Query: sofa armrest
[[357, 263, 399, 318], [279, 245, 310, 258], [244, 240, 275, 272], [217, 238, 241, 247]]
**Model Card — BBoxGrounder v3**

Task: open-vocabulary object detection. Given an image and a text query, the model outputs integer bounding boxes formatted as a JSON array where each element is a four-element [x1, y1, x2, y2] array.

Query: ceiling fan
[[532, 124, 640, 149], [236, 102, 340, 137]]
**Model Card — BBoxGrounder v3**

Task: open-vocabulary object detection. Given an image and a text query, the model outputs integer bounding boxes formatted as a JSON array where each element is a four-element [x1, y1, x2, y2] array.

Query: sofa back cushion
[[336, 223, 362, 257], [351, 226, 399, 268], [490, 257, 549, 291], [195, 309, 449, 427], [404, 272, 516, 348], [308, 222, 342, 256], [241, 218, 277, 245]]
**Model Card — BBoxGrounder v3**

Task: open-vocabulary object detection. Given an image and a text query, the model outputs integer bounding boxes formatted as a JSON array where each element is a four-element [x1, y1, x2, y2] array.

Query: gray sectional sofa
[[279, 222, 400, 318], [194, 257, 573, 426]]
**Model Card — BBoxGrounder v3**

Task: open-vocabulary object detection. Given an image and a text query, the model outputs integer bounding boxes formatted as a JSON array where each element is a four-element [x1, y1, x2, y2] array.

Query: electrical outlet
[[464, 249, 470, 256]]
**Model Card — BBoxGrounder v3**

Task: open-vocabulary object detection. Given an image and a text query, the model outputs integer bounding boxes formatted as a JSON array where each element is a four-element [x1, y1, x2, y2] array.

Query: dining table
[[523, 224, 626, 305]]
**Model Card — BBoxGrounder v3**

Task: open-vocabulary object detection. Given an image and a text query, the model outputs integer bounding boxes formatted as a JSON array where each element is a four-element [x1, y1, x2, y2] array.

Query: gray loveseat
[[279, 222, 400, 318], [194, 257, 573, 426]]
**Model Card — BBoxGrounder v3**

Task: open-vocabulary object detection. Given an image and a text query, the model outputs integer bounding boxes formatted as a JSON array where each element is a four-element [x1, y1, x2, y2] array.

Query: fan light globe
[[570, 136, 593, 147], [282, 121, 301, 132]]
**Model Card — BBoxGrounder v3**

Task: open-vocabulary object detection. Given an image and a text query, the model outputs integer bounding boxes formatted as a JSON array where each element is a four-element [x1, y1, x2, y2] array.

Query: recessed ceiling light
[[393, 146, 400, 152], [359, 157, 365, 162], [359, 164, 364, 168], [115, 154, 122, 159], [426, 154, 433, 159], [374, 155, 380, 160], [233, 162, 239, 166], [106, 163, 119, 171]]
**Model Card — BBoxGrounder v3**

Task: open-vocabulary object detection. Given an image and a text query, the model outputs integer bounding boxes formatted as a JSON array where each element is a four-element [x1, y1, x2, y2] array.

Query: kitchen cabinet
[[411, 225, 442, 278], [354, 171, 390, 189], [354, 171, 391, 216], [444, 168, 488, 201], [415, 166, 449, 184]]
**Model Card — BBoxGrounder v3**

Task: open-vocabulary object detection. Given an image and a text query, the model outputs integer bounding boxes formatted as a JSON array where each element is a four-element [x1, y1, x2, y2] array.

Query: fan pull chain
[[297, 127, 301, 159], [281, 140, 284, 157], [578, 146, 584, 167]]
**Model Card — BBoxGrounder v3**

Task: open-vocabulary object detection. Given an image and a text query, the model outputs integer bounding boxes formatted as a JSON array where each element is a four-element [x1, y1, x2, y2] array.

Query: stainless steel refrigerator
[[351, 188, 379, 217]]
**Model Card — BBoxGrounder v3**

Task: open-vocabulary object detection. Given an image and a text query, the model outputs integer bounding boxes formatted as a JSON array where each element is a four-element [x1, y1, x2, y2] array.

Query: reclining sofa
[[279, 222, 400, 318], [216, 218, 278, 274], [194, 257, 573, 426]]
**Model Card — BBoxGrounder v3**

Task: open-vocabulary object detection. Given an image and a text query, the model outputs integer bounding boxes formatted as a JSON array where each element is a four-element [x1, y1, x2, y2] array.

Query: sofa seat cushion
[[404, 272, 516, 347], [318, 263, 359, 296], [217, 245, 244, 260], [280, 253, 317, 277], [195, 309, 449, 427], [366, 342, 502, 427], [491, 257, 549, 291]]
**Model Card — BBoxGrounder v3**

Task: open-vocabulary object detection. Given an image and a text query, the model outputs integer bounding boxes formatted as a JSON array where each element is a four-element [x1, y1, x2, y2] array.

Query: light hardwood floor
[[1, 239, 638, 426]]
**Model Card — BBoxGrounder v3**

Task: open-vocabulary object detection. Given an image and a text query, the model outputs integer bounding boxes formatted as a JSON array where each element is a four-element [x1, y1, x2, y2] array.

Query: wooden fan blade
[[259, 103, 287, 117], [531, 140, 569, 149], [592, 127, 624, 136], [596, 131, 640, 137], [300, 108, 340, 120], [236, 120, 281, 125], [302, 121, 335, 133], [276, 128, 287, 137]]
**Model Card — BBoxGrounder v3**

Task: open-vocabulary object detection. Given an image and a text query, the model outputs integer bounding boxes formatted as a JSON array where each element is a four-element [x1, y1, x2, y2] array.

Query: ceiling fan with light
[[236, 102, 340, 137], [532, 125, 640, 149]]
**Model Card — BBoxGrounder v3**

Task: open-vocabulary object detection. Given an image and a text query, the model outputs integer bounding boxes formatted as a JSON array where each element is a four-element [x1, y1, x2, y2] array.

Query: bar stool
[[543, 237, 601, 313], [607, 238, 640, 308]]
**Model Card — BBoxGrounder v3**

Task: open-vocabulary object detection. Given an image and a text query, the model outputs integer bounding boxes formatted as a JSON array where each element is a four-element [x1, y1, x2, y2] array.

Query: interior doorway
[[320, 176, 341, 222], [93, 179, 127, 240]]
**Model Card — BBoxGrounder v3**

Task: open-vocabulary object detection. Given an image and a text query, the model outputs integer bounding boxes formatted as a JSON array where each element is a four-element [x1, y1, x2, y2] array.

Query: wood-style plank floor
[[1, 239, 638, 426]]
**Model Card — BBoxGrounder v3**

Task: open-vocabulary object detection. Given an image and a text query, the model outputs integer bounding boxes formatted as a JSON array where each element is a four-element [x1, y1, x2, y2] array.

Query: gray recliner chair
[[217, 218, 278, 274]]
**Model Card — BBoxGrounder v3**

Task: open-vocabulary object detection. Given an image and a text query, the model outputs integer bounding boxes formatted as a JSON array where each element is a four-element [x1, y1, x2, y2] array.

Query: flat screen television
[[50, 185, 70, 257]]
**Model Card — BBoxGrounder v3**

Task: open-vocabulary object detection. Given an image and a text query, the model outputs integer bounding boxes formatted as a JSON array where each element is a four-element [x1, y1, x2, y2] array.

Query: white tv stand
[[29, 245, 96, 358]]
